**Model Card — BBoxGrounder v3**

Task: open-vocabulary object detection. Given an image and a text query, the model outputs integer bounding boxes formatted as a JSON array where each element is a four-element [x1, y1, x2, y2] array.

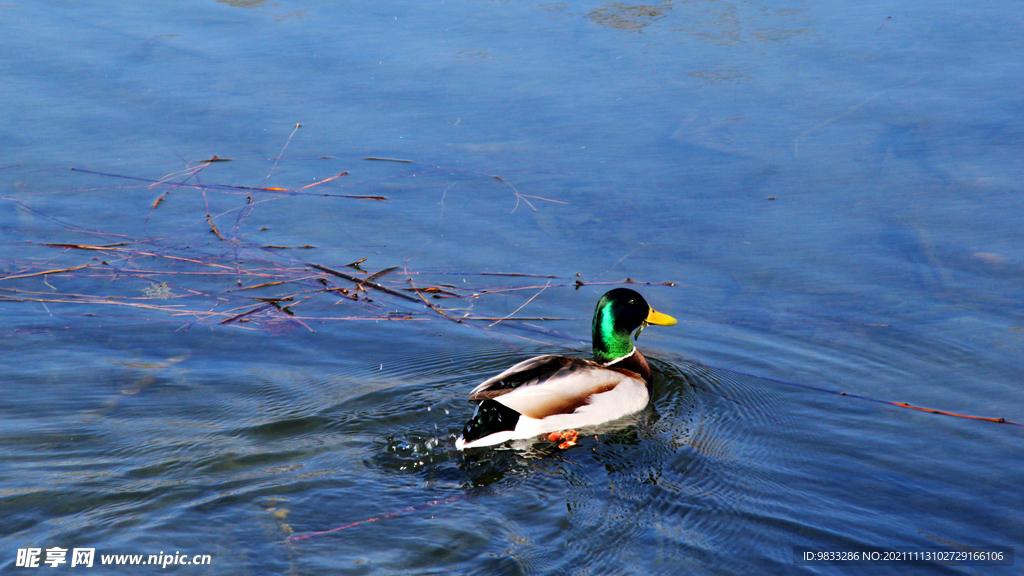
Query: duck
[[455, 288, 677, 450]]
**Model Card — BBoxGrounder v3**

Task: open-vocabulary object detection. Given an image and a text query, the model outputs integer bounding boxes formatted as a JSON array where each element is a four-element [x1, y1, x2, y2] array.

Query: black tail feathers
[[459, 400, 521, 445]]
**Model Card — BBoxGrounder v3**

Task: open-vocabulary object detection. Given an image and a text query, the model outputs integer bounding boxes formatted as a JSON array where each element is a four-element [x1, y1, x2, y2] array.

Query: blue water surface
[[2, 0, 1022, 574]]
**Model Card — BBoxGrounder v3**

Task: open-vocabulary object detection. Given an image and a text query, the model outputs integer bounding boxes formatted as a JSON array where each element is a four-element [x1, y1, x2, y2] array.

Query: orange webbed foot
[[548, 429, 579, 449]]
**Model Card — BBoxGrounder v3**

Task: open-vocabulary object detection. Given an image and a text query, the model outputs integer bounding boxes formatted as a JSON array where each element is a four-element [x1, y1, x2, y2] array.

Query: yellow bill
[[645, 308, 678, 326], [635, 307, 678, 340]]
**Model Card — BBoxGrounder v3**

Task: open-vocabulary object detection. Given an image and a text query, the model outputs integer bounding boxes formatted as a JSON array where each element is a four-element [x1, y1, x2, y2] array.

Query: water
[[2, 0, 1022, 574]]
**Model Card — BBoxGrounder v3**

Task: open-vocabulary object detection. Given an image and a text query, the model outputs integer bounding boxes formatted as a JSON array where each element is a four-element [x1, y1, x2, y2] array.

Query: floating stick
[[407, 276, 463, 323], [355, 266, 399, 292], [231, 281, 288, 292], [265, 123, 301, 184], [308, 263, 419, 302], [480, 272, 558, 278], [694, 361, 1024, 428], [364, 157, 413, 163], [891, 402, 1013, 424], [1, 264, 91, 281], [296, 172, 349, 191], [220, 303, 274, 325], [493, 175, 535, 213], [70, 167, 383, 198], [206, 214, 227, 241]]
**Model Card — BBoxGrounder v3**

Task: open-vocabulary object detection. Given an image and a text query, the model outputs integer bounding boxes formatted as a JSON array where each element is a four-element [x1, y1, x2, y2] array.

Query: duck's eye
[[628, 299, 636, 305]]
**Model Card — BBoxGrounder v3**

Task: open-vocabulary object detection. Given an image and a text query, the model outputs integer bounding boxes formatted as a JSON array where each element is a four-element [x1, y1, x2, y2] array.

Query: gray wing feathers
[[468, 355, 567, 399]]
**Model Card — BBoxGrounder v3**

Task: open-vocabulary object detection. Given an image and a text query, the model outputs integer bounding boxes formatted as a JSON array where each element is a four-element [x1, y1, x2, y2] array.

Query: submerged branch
[[407, 275, 462, 323], [307, 262, 419, 302]]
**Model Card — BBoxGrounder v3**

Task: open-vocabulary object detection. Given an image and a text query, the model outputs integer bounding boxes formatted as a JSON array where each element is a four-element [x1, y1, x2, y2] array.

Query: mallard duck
[[455, 288, 677, 450]]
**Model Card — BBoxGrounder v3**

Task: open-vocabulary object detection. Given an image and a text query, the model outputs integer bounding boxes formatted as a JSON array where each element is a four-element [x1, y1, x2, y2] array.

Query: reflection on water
[[588, 3, 673, 32]]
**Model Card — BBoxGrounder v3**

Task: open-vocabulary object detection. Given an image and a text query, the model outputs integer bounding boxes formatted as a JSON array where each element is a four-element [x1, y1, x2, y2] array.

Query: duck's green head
[[592, 288, 677, 363]]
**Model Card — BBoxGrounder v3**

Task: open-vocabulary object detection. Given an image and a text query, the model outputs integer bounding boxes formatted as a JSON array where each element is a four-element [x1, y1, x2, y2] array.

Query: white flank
[[456, 376, 649, 450]]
